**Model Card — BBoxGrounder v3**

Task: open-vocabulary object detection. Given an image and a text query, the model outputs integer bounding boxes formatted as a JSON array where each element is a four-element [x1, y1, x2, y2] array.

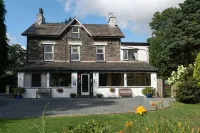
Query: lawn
[[0, 102, 200, 133]]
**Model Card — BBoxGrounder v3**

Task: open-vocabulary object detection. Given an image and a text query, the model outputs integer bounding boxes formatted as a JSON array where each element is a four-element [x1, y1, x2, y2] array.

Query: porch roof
[[17, 62, 158, 72]]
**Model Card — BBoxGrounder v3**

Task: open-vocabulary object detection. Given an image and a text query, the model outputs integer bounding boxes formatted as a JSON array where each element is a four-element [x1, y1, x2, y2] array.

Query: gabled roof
[[22, 18, 125, 38]]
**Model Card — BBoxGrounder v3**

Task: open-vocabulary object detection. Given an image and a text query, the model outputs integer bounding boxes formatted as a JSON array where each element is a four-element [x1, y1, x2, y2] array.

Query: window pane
[[97, 48, 103, 53], [72, 27, 79, 32], [128, 50, 138, 60], [44, 53, 53, 60], [127, 73, 151, 86], [71, 53, 79, 60], [97, 54, 104, 61], [123, 50, 128, 60], [32, 73, 41, 87], [71, 33, 79, 38], [45, 45, 52, 52], [99, 73, 124, 86], [50, 73, 71, 86], [71, 46, 79, 53]]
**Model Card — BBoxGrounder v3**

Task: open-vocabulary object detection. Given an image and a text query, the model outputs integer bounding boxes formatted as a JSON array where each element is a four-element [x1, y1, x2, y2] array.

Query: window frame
[[98, 73, 124, 87], [71, 27, 80, 38], [71, 45, 80, 61], [49, 72, 72, 87], [123, 49, 138, 61], [44, 45, 54, 61], [96, 46, 105, 62]]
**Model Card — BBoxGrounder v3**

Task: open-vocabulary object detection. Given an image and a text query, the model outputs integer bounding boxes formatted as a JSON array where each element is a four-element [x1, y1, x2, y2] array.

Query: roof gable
[[59, 18, 92, 36]]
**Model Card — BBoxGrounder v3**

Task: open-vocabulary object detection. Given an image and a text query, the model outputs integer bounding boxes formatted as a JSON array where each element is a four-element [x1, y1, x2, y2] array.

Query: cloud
[[59, 0, 184, 34], [6, 33, 26, 49]]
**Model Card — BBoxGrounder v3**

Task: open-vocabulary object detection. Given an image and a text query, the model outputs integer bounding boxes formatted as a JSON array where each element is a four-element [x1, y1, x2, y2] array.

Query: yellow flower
[[135, 106, 147, 115], [125, 121, 133, 127], [178, 122, 182, 128], [117, 130, 123, 133]]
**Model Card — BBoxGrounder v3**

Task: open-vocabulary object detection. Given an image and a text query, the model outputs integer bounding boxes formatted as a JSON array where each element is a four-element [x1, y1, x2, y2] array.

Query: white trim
[[42, 41, 56, 45], [58, 18, 92, 36], [93, 42, 108, 46], [96, 46, 105, 61], [81, 61, 95, 62], [123, 50, 128, 60], [81, 74, 90, 95], [68, 41, 83, 45], [71, 45, 80, 61], [44, 45, 54, 61]]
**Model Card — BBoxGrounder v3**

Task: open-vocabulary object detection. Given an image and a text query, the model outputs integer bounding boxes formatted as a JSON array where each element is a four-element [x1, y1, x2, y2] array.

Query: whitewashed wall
[[120, 45, 149, 62], [93, 72, 157, 98], [21, 72, 78, 98]]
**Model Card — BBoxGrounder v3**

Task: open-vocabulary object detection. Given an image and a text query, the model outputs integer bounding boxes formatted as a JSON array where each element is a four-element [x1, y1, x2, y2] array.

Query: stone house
[[17, 8, 158, 98]]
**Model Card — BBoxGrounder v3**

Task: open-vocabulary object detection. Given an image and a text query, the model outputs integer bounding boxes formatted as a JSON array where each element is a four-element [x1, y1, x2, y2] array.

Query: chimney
[[108, 13, 116, 27], [36, 8, 45, 25]]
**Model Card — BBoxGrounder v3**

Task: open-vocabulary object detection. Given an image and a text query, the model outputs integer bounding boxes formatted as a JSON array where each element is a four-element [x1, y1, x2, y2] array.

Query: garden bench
[[119, 89, 133, 97], [36, 88, 52, 98]]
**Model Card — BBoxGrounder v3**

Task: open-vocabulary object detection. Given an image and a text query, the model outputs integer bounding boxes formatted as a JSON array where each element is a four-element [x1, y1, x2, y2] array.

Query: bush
[[70, 93, 77, 98], [96, 93, 103, 98], [142, 87, 155, 96], [12, 87, 25, 96], [62, 120, 112, 133], [176, 78, 200, 104]]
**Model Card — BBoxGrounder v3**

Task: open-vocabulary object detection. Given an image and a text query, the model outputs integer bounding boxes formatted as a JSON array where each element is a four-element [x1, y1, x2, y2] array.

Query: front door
[[81, 74, 90, 95]]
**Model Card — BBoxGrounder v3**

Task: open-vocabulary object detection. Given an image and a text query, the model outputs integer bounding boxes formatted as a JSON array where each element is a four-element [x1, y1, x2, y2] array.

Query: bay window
[[50, 73, 71, 87]]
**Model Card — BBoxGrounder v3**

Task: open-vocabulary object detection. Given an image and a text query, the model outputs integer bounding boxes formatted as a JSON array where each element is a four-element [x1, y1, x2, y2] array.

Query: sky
[[5, 0, 184, 48]]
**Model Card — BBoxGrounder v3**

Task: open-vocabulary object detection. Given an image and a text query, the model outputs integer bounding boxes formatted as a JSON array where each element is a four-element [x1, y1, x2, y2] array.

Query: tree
[[148, 0, 200, 78], [64, 17, 72, 24], [0, 0, 9, 75], [6, 44, 26, 74], [193, 52, 200, 86]]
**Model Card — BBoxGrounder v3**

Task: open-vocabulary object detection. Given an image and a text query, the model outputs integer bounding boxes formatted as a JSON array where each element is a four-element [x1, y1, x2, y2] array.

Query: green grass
[[0, 102, 200, 133]]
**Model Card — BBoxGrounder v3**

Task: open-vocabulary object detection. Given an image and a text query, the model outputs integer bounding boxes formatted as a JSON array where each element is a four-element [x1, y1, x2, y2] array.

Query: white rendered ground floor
[[18, 72, 157, 98]]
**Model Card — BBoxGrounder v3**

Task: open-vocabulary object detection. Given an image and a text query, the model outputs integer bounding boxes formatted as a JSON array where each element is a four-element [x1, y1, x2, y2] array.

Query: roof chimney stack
[[36, 8, 45, 25], [108, 13, 116, 27]]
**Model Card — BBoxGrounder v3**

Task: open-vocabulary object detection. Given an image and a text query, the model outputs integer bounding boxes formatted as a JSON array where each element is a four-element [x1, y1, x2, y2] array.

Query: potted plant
[[57, 88, 63, 93], [142, 87, 155, 98], [70, 93, 77, 98], [110, 87, 115, 93], [96, 93, 103, 98], [13, 87, 25, 99]]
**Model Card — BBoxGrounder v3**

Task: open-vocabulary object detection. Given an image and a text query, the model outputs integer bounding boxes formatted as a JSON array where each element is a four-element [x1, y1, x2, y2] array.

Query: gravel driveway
[[0, 97, 175, 119]]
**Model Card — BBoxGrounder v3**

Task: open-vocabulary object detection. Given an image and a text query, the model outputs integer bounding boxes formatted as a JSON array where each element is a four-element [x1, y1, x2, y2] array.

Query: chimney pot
[[36, 8, 45, 25]]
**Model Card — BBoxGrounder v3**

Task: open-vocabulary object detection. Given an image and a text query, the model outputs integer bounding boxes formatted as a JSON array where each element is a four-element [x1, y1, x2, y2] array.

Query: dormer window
[[71, 27, 80, 38], [123, 49, 138, 61]]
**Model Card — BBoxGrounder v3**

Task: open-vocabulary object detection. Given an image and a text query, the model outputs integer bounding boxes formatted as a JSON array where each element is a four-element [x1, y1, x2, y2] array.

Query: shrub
[[193, 52, 200, 86], [176, 78, 200, 104], [70, 93, 77, 98], [62, 120, 112, 133], [12, 87, 25, 96], [96, 93, 103, 98], [142, 87, 155, 96]]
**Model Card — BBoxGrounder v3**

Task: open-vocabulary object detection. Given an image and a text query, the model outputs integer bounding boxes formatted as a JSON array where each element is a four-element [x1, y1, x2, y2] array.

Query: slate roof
[[22, 23, 125, 38], [121, 42, 150, 46], [21, 23, 67, 36], [17, 62, 158, 72]]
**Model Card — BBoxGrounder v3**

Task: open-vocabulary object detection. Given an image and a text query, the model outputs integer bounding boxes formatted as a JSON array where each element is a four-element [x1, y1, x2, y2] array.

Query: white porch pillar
[[18, 72, 24, 87], [151, 72, 157, 91], [124, 73, 127, 87], [47, 72, 50, 87]]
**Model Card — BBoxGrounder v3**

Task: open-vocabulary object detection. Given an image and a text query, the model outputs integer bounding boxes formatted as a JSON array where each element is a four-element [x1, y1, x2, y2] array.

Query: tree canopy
[[148, 0, 200, 78], [193, 52, 200, 86], [0, 0, 9, 75]]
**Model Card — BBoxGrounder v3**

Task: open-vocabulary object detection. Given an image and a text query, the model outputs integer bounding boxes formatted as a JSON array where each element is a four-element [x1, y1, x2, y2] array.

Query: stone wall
[[27, 23, 121, 62]]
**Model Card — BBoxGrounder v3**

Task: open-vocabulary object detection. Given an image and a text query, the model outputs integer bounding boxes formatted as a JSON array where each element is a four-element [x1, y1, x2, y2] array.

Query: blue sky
[[5, 0, 182, 48]]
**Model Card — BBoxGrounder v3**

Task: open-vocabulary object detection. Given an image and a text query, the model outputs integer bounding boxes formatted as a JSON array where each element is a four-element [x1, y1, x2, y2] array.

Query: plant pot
[[15, 95, 22, 99], [57, 88, 63, 93], [146, 94, 153, 98]]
